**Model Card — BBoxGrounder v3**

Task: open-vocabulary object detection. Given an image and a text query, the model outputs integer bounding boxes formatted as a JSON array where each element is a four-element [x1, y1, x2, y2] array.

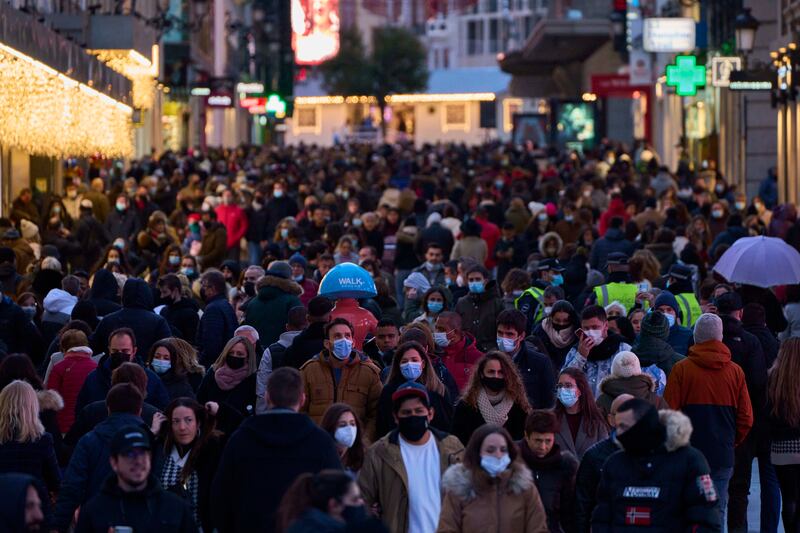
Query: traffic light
[[611, 0, 627, 61]]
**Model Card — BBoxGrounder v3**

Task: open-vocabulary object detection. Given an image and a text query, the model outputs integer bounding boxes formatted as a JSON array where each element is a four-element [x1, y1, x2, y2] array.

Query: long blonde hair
[[769, 338, 800, 428], [212, 335, 257, 374], [0, 381, 45, 444], [168, 337, 206, 375]]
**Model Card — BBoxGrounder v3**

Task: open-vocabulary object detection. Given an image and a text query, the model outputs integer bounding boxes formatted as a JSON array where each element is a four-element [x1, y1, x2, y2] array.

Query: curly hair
[[461, 351, 531, 413]]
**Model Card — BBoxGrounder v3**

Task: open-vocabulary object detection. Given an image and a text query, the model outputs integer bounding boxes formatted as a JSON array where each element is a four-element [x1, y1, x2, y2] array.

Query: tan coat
[[300, 351, 383, 439], [437, 461, 549, 533], [359, 429, 464, 533]]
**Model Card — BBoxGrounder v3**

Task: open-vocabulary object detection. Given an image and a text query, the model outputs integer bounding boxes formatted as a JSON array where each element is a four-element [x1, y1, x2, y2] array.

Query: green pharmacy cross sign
[[666, 55, 706, 96]]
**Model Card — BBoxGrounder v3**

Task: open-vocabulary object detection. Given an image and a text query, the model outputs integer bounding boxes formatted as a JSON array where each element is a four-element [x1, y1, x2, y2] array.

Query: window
[[443, 48, 450, 69], [467, 20, 483, 55], [295, 106, 320, 134], [486, 0, 498, 12], [488, 18, 500, 53], [443, 103, 469, 131]]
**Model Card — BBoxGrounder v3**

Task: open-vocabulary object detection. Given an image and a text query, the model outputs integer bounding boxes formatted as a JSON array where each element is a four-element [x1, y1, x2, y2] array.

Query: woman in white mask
[[321, 403, 366, 474], [438, 425, 549, 533], [553, 368, 607, 460]]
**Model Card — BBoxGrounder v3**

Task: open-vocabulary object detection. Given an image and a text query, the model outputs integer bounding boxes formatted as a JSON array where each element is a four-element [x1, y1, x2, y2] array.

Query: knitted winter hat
[[611, 351, 642, 378], [694, 313, 723, 344], [641, 310, 670, 340]]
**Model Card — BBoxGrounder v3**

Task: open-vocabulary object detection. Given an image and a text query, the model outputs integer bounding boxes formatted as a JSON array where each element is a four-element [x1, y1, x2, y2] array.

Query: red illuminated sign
[[240, 97, 267, 109]]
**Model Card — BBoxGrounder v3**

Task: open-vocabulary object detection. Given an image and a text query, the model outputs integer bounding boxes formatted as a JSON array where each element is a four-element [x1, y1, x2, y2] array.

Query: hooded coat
[[437, 461, 549, 533], [211, 410, 342, 533], [595, 374, 669, 418], [87, 269, 121, 317], [159, 296, 200, 344], [244, 275, 304, 347], [0, 473, 49, 531], [53, 412, 149, 530], [591, 410, 721, 532], [75, 474, 196, 532], [90, 277, 172, 357], [664, 340, 753, 470], [588, 228, 636, 273], [631, 332, 685, 377]]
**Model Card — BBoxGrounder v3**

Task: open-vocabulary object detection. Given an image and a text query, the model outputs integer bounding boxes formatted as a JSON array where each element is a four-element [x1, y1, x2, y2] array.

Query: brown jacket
[[359, 429, 464, 533], [198, 223, 227, 270], [438, 461, 549, 533], [300, 351, 383, 439], [595, 374, 669, 419]]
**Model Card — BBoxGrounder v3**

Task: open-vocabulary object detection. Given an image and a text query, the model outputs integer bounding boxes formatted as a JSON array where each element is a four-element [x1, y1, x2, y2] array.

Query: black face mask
[[109, 351, 130, 370], [481, 376, 506, 393], [615, 407, 666, 456], [226, 356, 246, 370], [243, 281, 255, 297], [342, 504, 367, 524], [397, 415, 428, 441], [552, 322, 572, 331], [203, 220, 213, 230]]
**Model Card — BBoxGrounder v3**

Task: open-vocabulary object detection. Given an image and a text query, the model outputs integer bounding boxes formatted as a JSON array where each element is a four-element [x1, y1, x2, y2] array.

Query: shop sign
[[666, 55, 706, 96], [729, 70, 774, 91], [643, 18, 695, 52], [711, 57, 742, 87]]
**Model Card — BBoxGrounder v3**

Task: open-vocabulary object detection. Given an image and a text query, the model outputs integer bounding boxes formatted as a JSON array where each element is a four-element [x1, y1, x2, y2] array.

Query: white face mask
[[480, 454, 511, 477], [334, 425, 358, 448], [583, 329, 604, 344]]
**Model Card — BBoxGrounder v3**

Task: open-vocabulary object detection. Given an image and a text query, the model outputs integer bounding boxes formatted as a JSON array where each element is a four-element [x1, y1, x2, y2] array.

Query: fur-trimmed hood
[[660, 409, 692, 452], [538, 231, 564, 255], [599, 373, 656, 395], [441, 461, 533, 502], [256, 274, 303, 296], [37, 389, 63, 412]]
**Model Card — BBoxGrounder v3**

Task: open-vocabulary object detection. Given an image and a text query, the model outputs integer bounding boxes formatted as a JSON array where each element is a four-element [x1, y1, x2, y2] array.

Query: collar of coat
[[256, 274, 303, 295], [441, 461, 533, 502]]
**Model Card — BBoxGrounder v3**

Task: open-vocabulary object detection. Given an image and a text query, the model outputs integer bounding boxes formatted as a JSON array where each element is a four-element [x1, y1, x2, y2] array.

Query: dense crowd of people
[[0, 139, 798, 532]]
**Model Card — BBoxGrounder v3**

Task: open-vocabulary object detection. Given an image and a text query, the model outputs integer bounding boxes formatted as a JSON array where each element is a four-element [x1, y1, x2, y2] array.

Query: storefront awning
[[500, 18, 612, 76]]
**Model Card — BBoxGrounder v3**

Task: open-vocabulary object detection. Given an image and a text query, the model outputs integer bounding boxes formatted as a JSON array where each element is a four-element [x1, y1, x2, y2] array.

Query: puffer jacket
[[518, 441, 579, 533], [359, 428, 464, 533], [632, 333, 685, 377], [90, 277, 172, 357], [300, 350, 383, 440], [591, 410, 721, 532], [574, 437, 618, 533], [46, 348, 98, 433], [439, 332, 484, 392], [595, 374, 669, 418], [455, 280, 505, 352], [438, 461, 549, 533], [244, 275, 303, 346]]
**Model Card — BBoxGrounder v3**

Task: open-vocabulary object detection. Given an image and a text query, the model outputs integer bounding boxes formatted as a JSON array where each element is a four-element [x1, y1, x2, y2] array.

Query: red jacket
[[298, 277, 319, 307], [598, 197, 630, 236], [215, 204, 249, 249], [664, 340, 753, 470], [47, 350, 98, 433], [476, 216, 500, 269], [440, 332, 484, 392]]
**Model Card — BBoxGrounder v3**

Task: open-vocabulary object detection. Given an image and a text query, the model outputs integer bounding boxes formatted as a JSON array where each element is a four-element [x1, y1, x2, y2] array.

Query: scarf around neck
[[477, 388, 514, 427], [214, 364, 250, 391], [542, 319, 576, 349]]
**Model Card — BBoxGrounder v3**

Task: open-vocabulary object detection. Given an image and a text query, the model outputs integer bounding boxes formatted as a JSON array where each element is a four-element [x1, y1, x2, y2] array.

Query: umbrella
[[318, 262, 377, 299], [713, 236, 800, 288]]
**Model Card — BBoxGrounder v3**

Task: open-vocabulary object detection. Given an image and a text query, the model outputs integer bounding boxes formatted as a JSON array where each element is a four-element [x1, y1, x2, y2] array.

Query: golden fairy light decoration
[[87, 49, 157, 109], [0, 43, 134, 158]]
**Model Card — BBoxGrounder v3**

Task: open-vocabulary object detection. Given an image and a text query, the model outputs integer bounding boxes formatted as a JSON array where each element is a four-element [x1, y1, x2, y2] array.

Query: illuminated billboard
[[292, 0, 340, 65]]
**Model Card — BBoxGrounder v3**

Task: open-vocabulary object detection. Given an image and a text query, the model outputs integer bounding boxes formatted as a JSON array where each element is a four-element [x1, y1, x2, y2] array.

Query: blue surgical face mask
[[181, 267, 195, 277], [427, 301, 444, 314], [151, 359, 171, 374], [168, 255, 180, 265], [664, 312, 676, 328], [434, 331, 450, 347], [496, 336, 517, 353], [468, 281, 484, 294], [293, 274, 304, 282], [551, 274, 564, 286], [280, 228, 289, 239], [557, 388, 579, 408], [480, 454, 511, 477], [273, 189, 284, 198], [332, 338, 353, 360], [564, 215, 574, 222], [400, 361, 423, 381]]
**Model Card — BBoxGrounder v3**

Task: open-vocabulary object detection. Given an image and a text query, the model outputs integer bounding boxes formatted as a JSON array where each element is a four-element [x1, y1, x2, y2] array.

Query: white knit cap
[[611, 351, 642, 378], [694, 313, 723, 344]]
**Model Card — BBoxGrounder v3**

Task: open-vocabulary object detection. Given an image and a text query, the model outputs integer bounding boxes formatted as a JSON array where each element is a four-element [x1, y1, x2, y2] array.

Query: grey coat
[[554, 411, 608, 460]]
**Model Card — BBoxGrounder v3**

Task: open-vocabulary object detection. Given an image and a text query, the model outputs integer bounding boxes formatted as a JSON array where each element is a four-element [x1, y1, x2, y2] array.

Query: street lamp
[[735, 8, 760, 55]]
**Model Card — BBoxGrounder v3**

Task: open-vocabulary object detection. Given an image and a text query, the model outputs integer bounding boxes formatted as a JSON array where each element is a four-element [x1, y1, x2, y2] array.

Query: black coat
[[415, 222, 455, 258], [376, 379, 453, 438], [91, 278, 172, 357], [159, 297, 200, 344], [591, 431, 720, 531], [196, 294, 237, 367], [574, 437, 618, 533], [159, 369, 203, 401], [519, 440, 578, 533], [0, 295, 42, 360], [197, 369, 258, 419], [742, 322, 779, 370], [451, 400, 528, 446], [74, 355, 170, 414], [75, 474, 196, 532], [282, 321, 326, 369], [65, 399, 158, 449], [0, 433, 60, 493], [105, 207, 140, 241], [514, 341, 556, 409], [211, 410, 342, 533]]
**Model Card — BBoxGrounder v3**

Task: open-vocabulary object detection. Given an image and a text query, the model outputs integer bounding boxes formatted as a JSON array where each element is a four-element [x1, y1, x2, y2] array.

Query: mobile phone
[[575, 328, 584, 338], [113, 527, 133, 533], [637, 282, 649, 292]]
